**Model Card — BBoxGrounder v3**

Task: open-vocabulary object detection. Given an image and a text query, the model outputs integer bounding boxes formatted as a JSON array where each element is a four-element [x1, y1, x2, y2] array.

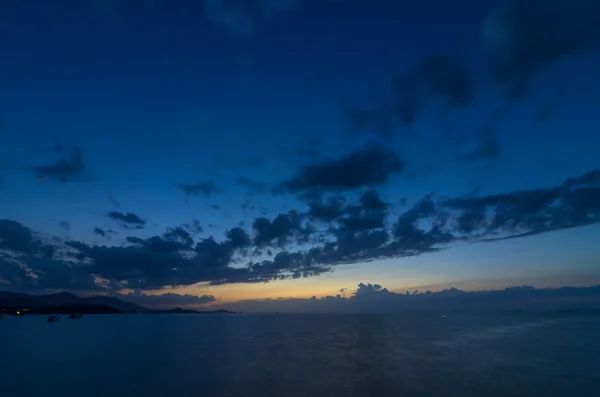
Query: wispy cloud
[[33, 146, 88, 183], [107, 211, 146, 229], [176, 181, 223, 197]]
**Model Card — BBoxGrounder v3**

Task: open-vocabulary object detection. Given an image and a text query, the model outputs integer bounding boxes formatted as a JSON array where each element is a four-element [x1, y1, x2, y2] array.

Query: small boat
[[68, 313, 83, 319], [47, 315, 60, 323]]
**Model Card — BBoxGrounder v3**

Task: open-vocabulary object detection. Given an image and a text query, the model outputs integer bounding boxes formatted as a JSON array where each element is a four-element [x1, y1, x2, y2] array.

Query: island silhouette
[[0, 291, 236, 315]]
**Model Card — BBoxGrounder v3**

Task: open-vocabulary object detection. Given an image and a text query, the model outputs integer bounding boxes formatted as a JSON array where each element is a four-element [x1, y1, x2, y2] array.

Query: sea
[[1, 312, 600, 397]]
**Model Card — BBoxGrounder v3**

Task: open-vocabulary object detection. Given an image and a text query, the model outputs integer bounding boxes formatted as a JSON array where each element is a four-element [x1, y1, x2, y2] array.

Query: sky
[[1, 0, 600, 310]]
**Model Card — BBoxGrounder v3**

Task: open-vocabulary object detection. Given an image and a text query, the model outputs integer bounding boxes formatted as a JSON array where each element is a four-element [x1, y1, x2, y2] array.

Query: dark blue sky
[[1, 0, 600, 307]]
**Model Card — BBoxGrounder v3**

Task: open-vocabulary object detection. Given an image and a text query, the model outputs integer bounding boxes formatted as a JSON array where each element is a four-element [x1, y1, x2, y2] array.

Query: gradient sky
[[1, 0, 600, 308]]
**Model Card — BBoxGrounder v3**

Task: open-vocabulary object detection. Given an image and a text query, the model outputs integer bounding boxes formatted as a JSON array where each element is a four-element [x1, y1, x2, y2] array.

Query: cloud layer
[[222, 282, 600, 312], [1, 168, 599, 294]]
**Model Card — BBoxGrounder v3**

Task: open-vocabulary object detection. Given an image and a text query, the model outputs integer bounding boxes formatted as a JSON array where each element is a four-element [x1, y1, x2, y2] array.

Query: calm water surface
[[1, 313, 600, 397]]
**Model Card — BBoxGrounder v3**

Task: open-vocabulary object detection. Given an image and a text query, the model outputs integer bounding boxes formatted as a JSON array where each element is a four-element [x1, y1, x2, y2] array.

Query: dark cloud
[[391, 54, 476, 124], [34, 146, 87, 183], [58, 221, 70, 231], [0, 253, 101, 292], [107, 211, 146, 229], [308, 190, 389, 232], [442, 169, 600, 238], [0, 219, 47, 255], [483, 0, 600, 98], [280, 144, 403, 193], [183, 219, 203, 234], [93, 227, 106, 237], [176, 181, 223, 197], [252, 210, 306, 247], [346, 107, 395, 140], [219, 283, 600, 313], [1, 170, 599, 292], [459, 126, 501, 161], [237, 176, 266, 195], [0, 220, 99, 292], [346, 54, 475, 137], [93, 227, 118, 238], [226, 227, 252, 248]]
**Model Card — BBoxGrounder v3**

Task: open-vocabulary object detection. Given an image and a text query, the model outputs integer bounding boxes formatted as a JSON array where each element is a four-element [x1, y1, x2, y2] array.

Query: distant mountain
[[160, 307, 237, 314], [0, 291, 150, 313], [27, 304, 122, 315], [83, 296, 149, 313]]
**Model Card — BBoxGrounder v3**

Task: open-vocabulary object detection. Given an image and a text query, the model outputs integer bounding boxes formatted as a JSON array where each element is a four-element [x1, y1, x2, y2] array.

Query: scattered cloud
[[279, 143, 403, 193], [33, 146, 87, 183], [222, 283, 600, 312], [93, 227, 118, 238], [1, 169, 599, 293], [346, 54, 475, 139], [390, 54, 476, 125], [183, 219, 203, 234], [252, 210, 306, 247], [107, 211, 146, 229], [176, 181, 223, 197], [58, 221, 70, 231], [459, 126, 501, 162], [483, 0, 600, 98], [237, 176, 267, 195]]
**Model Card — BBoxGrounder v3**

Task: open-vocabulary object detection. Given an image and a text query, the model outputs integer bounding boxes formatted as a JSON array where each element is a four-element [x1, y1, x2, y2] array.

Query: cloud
[[93, 227, 118, 238], [107, 191, 120, 208], [307, 190, 390, 233], [0, 219, 49, 255], [483, 0, 600, 98], [219, 283, 600, 312], [279, 143, 403, 193], [237, 176, 267, 195], [441, 169, 600, 238], [391, 54, 476, 124], [33, 146, 87, 183], [58, 221, 70, 231], [0, 253, 101, 293], [252, 210, 306, 247], [183, 219, 203, 234], [176, 181, 223, 197], [0, 220, 99, 292], [295, 135, 323, 160], [459, 126, 501, 162], [1, 169, 599, 292], [114, 290, 216, 308], [204, 0, 299, 39], [346, 54, 476, 138], [107, 211, 146, 229]]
